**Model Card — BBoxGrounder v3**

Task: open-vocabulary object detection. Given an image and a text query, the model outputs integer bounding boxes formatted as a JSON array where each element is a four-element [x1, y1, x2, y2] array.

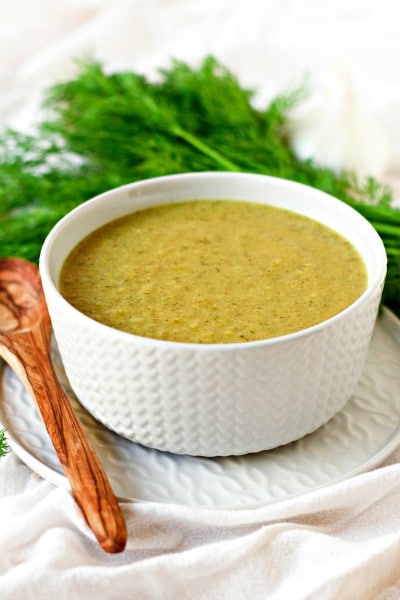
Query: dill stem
[[384, 247, 400, 256], [172, 125, 240, 171], [346, 200, 400, 225], [369, 221, 400, 239]]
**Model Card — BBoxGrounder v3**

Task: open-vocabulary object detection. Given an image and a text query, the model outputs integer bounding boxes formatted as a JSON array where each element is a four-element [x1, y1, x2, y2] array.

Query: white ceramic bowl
[[39, 172, 387, 456]]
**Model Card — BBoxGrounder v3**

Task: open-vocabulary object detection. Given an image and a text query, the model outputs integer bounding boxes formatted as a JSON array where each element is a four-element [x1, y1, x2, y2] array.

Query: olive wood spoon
[[0, 257, 127, 553]]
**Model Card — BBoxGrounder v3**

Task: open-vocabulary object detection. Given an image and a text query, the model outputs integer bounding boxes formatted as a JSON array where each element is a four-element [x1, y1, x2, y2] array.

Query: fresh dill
[[0, 56, 399, 316], [0, 429, 9, 458]]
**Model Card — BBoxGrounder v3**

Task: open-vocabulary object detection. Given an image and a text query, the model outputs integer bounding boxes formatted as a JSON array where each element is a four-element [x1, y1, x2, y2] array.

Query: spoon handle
[[0, 331, 127, 554]]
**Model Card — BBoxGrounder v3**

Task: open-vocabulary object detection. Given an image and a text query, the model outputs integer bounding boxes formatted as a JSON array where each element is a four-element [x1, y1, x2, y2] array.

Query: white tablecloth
[[1, 2, 400, 598]]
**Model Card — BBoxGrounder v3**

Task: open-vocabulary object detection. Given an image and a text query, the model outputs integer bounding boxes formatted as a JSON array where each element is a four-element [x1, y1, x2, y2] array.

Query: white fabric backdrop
[[1, 1, 400, 598]]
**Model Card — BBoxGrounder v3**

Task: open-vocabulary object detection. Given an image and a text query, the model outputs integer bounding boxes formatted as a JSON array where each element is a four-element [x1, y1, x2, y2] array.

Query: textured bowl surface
[[39, 172, 387, 456]]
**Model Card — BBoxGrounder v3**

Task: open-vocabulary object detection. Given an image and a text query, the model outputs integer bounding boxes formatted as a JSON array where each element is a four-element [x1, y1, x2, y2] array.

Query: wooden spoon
[[0, 257, 127, 553]]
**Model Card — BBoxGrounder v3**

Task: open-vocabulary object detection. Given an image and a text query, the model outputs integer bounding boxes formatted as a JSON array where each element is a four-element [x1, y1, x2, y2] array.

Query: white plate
[[1, 307, 400, 509]]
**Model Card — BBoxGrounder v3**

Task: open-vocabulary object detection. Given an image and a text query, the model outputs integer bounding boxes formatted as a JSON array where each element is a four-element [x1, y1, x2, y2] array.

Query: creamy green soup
[[60, 200, 367, 344]]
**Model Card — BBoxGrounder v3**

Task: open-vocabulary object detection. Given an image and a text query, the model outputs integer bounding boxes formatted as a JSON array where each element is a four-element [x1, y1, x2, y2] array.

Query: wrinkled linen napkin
[[2, 1, 400, 598], [2, 452, 400, 599]]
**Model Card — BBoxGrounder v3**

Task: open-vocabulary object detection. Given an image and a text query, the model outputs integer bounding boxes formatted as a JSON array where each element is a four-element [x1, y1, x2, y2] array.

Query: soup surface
[[60, 200, 367, 343]]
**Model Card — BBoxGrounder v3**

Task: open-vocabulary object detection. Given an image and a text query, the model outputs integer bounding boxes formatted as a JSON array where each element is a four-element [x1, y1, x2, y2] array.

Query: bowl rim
[[39, 171, 387, 352]]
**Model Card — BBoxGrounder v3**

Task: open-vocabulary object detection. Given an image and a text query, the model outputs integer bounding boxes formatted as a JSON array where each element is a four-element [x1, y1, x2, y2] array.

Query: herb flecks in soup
[[60, 200, 367, 344]]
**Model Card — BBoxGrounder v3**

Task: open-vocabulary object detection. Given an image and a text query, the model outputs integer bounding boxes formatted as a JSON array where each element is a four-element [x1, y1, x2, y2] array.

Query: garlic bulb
[[287, 67, 389, 179]]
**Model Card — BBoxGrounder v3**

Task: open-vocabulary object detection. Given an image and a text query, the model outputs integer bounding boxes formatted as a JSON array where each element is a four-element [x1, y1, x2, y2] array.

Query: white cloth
[[2, 452, 400, 599], [1, 1, 400, 598]]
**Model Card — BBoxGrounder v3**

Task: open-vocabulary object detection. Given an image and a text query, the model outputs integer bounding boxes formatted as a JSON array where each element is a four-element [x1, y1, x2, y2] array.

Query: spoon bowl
[[0, 258, 43, 332]]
